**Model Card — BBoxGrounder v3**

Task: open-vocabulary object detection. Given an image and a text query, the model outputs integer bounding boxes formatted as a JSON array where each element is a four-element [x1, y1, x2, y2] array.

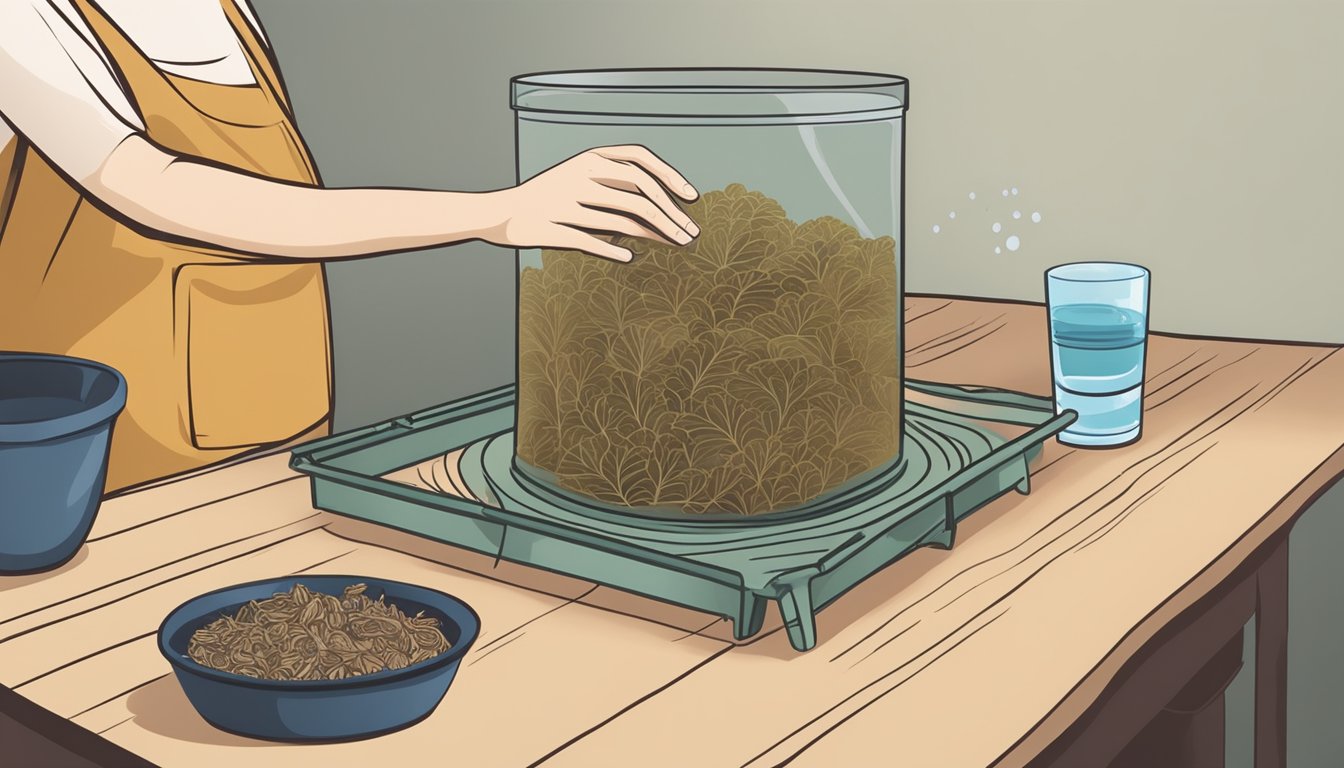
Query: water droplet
[[948, 211, 956, 220], [1005, 235, 1021, 251], [1012, 210, 1022, 219], [995, 246, 1002, 254], [992, 222, 1002, 233], [1011, 187, 1019, 196], [968, 192, 976, 200], [1031, 211, 1042, 223], [932, 224, 941, 234], [1002, 189, 1009, 197]]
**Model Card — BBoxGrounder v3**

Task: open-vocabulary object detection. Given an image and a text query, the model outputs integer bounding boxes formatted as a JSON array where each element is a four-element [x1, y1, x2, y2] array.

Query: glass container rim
[[511, 67, 909, 92], [1047, 261, 1150, 284], [511, 67, 909, 121]]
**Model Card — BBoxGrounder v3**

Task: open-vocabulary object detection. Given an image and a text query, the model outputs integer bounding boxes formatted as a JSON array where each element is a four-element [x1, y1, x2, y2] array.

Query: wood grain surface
[[1, 296, 1340, 768]]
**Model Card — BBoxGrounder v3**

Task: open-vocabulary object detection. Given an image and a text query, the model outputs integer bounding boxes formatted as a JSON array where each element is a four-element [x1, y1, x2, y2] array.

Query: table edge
[[905, 293, 1342, 350], [999, 441, 1344, 767]]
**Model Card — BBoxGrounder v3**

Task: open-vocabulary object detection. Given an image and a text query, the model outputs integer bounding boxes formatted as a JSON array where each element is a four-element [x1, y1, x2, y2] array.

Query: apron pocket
[[175, 263, 331, 450]]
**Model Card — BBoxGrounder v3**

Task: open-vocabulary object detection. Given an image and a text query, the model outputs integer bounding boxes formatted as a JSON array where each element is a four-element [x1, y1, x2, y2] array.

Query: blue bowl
[[158, 575, 481, 742], [0, 352, 127, 574]]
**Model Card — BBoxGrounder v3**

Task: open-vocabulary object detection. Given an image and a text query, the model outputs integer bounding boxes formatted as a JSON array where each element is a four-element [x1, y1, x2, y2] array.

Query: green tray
[[290, 380, 1075, 652]]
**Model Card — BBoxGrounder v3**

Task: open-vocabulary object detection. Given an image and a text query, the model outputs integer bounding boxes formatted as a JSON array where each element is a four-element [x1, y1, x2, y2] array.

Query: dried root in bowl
[[187, 583, 450, 681]]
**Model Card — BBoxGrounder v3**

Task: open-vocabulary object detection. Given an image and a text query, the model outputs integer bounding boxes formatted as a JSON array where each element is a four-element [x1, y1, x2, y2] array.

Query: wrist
[[448, 188, 514, 246]]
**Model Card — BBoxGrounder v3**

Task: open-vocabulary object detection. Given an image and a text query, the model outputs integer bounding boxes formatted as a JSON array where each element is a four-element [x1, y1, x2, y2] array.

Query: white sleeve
[[234, 0, 270, 48], [0, 0, 142, 182]]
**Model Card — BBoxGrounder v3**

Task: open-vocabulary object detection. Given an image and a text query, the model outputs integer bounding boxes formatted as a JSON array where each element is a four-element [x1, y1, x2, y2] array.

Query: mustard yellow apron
[[0, 0, 332, 493]]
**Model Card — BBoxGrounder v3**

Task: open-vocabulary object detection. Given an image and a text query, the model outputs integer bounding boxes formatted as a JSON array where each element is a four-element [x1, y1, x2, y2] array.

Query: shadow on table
[[0, 547, 90, 591], [125, 676, 271, 748]]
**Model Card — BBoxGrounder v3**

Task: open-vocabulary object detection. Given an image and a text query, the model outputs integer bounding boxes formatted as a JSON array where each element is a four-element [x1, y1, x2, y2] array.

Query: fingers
[[514, 219, 634, 262], [593, 163, 700, 238], [552, 231, 633, 263], [591, 145, 698, 201], [505, 144, 701, 263], [558, 207, 681, 247], [580, 189, 693, 246]]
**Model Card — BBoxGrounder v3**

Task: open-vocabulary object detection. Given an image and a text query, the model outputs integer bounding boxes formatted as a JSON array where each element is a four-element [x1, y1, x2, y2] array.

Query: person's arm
[[1, 1, 699, 264], [89, 136, 700, 263]]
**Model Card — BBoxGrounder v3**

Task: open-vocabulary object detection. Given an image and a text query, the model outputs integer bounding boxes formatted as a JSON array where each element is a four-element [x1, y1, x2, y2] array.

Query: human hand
[[484, 145, 700, 262]]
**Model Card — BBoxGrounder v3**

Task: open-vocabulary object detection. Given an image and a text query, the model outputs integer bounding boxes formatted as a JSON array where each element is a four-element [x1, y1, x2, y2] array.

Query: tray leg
[[925, 526, 956, 551], [777, 576, 819, 652], [1014, 453, 1031, 494], [733, 592, 767, 641], [925, 497, 957, 551]]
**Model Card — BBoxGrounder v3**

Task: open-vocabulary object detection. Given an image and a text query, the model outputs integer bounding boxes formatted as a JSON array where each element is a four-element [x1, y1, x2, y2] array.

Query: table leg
[[1032, 569, 1256, 768], [1110, 628, 1244, 768], [1255, 539, 1289, 768]]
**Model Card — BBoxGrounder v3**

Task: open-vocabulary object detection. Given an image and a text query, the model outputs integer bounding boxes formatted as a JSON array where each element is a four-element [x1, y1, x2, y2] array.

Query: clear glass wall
[[512, 69, 908, 516]]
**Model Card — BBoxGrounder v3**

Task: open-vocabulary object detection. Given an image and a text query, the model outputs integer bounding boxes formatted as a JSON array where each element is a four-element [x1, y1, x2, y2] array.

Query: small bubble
[[948, 211, 956, 220], [1011, 187, 1019, 196], [1002, 189, 1009, 197], [1031, 211, 1042, 223], [932, 224, 941, 234], [992, 222, 1002, 233], [995, 246, 1002, 254], [968, 192, 976, 200], [1012, 210, 1022, 219], [1005, 235, 1021, 251]]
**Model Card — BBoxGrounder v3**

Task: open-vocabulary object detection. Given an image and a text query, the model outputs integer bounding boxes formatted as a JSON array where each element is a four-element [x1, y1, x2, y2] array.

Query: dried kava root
[[517, 183, 901, 515], [187, 583, 451, 680]]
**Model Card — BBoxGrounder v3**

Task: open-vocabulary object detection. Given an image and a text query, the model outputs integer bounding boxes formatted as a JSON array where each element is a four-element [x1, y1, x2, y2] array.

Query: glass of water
[[1045, 262, 1151, 447]]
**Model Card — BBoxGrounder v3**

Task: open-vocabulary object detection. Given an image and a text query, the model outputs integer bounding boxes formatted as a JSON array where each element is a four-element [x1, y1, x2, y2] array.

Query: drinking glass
[[1045, 262, 1151, 447]]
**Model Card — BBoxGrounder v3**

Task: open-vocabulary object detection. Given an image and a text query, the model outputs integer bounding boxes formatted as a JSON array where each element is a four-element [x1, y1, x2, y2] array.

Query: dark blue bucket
[[0, 352, 127, 574]]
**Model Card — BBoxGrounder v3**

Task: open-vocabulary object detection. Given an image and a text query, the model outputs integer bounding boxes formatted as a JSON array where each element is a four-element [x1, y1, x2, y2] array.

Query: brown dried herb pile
[[187, 583, 450, 681], [517, 183, 901, 516]]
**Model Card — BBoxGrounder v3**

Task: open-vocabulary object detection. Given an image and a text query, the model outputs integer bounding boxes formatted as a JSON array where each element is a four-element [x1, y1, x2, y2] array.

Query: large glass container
[[510, 69, 908, 516]]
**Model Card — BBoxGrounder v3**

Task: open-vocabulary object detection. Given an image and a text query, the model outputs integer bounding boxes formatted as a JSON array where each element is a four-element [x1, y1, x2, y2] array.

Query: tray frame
[[290, 380, 1075, 651]]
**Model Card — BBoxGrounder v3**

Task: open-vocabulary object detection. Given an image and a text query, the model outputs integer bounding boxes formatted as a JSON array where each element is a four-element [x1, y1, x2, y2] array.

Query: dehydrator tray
[[290, 380, 1075, 651]]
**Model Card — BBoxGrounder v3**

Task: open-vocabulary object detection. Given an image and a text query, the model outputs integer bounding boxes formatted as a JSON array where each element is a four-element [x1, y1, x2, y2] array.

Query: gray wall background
[[249, 0, 1342, 430], [248, 2, 1342, 763]]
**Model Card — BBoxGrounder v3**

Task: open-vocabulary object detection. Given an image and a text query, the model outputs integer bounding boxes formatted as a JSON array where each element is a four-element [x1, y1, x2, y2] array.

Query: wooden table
[[2, 295, 1341, 768]]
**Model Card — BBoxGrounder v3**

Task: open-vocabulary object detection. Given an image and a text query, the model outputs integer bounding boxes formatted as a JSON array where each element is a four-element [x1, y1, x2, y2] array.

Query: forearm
[[87, 136, 505, 260]]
